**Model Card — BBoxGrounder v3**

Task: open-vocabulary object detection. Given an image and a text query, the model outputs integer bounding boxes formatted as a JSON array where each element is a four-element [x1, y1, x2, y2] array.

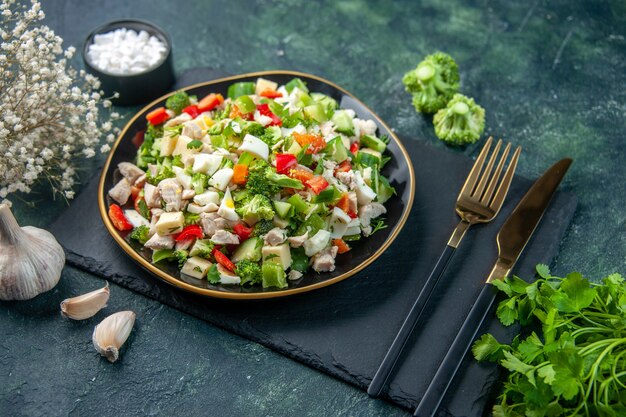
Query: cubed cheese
[[262, 243, 292, 270], [208, 168, 233, 191], [155, 212, 184, 235], [181, 256, 213, 279], [255, 78, 278, 95], [192, 154, 223, 175], [172, 135, 196, 157], [160, 135, 178, 157]]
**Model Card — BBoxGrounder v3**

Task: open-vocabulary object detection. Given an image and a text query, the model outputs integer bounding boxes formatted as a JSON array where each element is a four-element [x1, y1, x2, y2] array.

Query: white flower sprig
[[0, 0, 120, 200]]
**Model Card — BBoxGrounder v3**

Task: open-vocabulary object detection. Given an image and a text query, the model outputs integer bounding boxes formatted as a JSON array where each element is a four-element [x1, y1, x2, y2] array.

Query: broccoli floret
[[189, 239, 215, 259], [245, 162, 281, 199], [237, 194, 275, 225], [433, 94, 485, 145], [165, 91, 190, 114], [191, 172, 208, 194], [258, 126, 281, 147], [235, 260, 262, 286], [241, 121, 266, 138], [253, 219, 274, 237], [402, 52, 460, 114], [146, 165, 175, 185], [145, 123, 163, 140], [174, 250, 189, 268], [130, 225, 150, 245]]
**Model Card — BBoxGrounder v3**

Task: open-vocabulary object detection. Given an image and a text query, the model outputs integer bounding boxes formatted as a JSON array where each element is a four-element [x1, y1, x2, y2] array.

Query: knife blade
[[413, 158, 572, 417]]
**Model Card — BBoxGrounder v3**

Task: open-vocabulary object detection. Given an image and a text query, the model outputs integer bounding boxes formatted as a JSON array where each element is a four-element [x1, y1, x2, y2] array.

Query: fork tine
[[472, 139, 502, 199], [459, 137, 493, 197], [480, 142, 511, 204], [489, 146, 522, 211]]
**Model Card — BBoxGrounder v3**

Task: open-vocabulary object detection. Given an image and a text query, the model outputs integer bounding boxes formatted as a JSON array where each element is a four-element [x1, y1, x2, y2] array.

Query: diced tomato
[[183, 104, 200, 118], [232, 164, 249, 185], [256, 103, 282, 126], [333, 238, 351, 254], [132, 130, 144, 148], [348, 210, 358, 219], [130, 185, 141, 201], [293, 132, 326, 154], [175, 225, 203, 242], [275, 153, 298, 174], [213, 249, 236, 272], [259, 89, 283, 98], [335, 160, 352, 174], [287, 167, 314, 183], [146, 107, 170, 125], [197, 93, 224, 112], [350, 142, 359, 154], [335, 193, 350, 213], [233, 223, 253, 242], [108, 204, 133, 231], [305, 176, 329, 195]]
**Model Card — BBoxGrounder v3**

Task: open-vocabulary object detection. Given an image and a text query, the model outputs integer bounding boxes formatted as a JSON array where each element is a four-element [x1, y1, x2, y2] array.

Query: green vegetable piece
[[189, 239, 215, 259], [165, 91, 191, 114], [191, 172, 208, 194], [152, 249, 174, 264], [310, 92, 338, 118], [261, 262, 288, 289], [433, 94, 485, 146], [312, 186, 341, 204], [356, 149, 382, 167], [375, 174, 396, 204], [252, 219, 274, 237], [273, 201, 294, 219], [235, 259, 262, 286], [304, 103, 328, 123], [324, 136, 348, 163], [137, 198, 150, 219], [236, 194, 275, 225], [342, 234, 361, 242], [296, 213, 325, 236], [227, 82, 255, 99], [290, 247, 309, 273], [360, 135, 387, 153], [244, 162, 281, 199], [331, 109, 354, 136], [285, 78, 309, 94], [231, 237, 263, 263], [402, 52, 460, 114], [237, 151, 256, 166], [206, 264, 220, 284], [234, 95, 256, 114], [210, 134, 228, 149], [129, 225, 150, 245], [266, 171, 304, 189], [286, 194, 309, 214], [187, 139, 203, 149]]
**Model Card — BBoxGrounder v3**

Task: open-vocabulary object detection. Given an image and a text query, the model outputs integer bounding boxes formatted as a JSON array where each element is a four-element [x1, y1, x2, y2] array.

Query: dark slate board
[[49, 68, 577, 416]]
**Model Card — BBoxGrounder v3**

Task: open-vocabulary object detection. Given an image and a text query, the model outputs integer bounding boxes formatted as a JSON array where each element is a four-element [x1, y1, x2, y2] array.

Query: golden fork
[[368, 137, 522, 397]]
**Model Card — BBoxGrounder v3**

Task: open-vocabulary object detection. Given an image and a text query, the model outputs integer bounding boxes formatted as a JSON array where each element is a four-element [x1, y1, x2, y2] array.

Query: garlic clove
[[92, 310, 136, 363], [60, 282, 110, 320], [0, 203, 65, 301]]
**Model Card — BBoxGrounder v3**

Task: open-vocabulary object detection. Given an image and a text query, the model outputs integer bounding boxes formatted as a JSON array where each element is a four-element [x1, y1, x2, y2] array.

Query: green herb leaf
[[187, 139, 203, 149]]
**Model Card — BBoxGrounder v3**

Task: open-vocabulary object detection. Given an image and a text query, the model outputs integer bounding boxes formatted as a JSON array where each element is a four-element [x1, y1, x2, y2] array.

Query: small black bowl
[[82, 19, 175, 106]]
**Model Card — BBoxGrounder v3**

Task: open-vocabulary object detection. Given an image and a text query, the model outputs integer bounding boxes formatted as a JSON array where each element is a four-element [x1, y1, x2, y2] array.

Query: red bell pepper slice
[[183, 104, 200, 118], [146, 107, 170, 125], [233, 223, 253, 242], [334, 193, 350, 213], [197, 93, 224, 112], [348, 210, 358, 219], [256, 103, 282, 126], [332, 238, 351, 254], [213, 248, 236, 272], [350, 141, 359, 154], [175, 225, 203, 242], [275, 153, 298, 174], [335, 160, 352, 174], [259, 89, 283, 98], [305, 175, 329, 195], [108, 204, 133, 231], [287, 167, 314, 183]]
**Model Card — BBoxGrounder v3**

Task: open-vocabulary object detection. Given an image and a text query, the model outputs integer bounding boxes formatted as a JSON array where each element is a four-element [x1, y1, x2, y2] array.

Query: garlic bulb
[[60, 282, 110, 320], [0, 203, 65, 300], [93, 310, 136, 363]]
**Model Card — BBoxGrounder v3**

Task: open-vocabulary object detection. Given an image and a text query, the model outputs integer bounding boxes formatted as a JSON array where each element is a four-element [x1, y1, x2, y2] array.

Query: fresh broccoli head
[[402, 52, 460, 114], [174, 250, 189, 268], [165, 91, 190, 114], [235, 260, 262, 286], [130, 225, 150, 245], [189, 239, 215, 259], [253, 219, 274, 237], [433, 94, 485, 145], [237, 194, 275, 225], [245, 161, 281, 199]]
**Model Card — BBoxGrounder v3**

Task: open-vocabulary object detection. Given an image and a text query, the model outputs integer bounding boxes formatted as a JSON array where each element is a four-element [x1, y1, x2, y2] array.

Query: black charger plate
[[98, 70, 415, 299]]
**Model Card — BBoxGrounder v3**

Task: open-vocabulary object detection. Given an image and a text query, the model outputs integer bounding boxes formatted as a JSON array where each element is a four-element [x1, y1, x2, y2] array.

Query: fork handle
[[367, 244, 457, 398]]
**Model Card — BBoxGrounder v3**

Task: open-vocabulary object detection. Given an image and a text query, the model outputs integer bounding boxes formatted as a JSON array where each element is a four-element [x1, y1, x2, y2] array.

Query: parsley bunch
[[473, 265, 626, 416]]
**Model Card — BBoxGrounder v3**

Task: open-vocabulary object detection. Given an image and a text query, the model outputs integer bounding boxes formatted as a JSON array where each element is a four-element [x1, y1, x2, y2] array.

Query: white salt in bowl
[[83, 19, 175, 106]]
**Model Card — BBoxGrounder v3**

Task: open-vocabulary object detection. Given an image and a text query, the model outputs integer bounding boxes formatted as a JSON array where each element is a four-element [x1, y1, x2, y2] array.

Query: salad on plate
[[106, 77, 395, 289]]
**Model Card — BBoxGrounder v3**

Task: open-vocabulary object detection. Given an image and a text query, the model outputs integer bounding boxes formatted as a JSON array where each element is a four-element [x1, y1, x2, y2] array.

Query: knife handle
[[368, 244, 456, 398], [413, 284, 499, 417]]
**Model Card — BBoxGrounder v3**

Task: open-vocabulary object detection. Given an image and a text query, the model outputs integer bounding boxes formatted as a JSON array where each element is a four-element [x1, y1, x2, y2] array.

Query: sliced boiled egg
[[238, 133, 269, 161], [217, 188, 239, 221]]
